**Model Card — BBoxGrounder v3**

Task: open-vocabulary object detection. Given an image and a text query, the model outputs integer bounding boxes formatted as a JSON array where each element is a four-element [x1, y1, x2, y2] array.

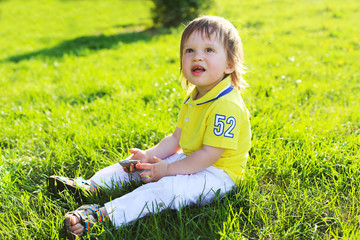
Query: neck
[[193, 88, 206, 100], [194, 78, 226, 100]]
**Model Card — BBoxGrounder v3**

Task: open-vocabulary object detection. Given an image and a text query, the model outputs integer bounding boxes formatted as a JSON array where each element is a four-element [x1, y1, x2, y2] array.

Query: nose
[[193, 52, 203, 62]]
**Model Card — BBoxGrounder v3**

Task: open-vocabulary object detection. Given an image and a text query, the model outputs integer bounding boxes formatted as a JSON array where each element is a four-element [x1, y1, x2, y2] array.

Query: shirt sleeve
[[203, 101, 241, 150]]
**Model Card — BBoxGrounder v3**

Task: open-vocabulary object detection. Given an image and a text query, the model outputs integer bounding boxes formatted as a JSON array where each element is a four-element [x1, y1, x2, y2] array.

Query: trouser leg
[[89, 153, 185, 189], [104, 164, 235, 228], [90, 162, 142, 189]]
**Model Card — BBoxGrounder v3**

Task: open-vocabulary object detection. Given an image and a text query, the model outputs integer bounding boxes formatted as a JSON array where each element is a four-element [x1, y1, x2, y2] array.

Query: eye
[[185, 48, 193, 53], [205, 48, 214, 53]]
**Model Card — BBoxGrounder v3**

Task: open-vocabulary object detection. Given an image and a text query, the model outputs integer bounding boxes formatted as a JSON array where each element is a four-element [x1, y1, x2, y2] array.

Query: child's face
[[181, 31, 234, 94]]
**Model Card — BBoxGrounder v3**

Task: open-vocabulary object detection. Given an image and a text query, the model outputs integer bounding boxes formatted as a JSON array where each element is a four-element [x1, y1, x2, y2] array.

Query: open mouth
[[192, 66, 206, 73]]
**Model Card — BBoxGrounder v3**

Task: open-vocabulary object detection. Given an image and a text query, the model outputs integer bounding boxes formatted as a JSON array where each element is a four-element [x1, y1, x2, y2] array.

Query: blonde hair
[[180, 16, 247, 91]]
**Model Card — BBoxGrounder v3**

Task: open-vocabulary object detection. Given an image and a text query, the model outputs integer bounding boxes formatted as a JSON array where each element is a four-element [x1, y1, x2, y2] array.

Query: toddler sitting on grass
[[48, 15, 251, 239]]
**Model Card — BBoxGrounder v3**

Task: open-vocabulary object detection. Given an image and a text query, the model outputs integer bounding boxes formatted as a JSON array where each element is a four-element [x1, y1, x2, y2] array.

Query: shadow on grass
[[3, 27, 169, 63]]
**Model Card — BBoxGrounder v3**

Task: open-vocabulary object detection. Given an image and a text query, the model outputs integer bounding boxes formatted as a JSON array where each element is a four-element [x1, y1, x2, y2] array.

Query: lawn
[[0, 0, 359, 239]]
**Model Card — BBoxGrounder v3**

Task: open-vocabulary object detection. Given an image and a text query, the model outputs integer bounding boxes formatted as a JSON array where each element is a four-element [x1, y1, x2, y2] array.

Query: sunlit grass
[[0, 0, 359, 239]]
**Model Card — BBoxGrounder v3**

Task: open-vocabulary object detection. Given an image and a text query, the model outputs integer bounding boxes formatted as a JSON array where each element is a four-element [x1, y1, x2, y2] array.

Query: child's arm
[[136, 145, 225, 182], [125, 127, 181, 168], [144, 127, 182, 161]]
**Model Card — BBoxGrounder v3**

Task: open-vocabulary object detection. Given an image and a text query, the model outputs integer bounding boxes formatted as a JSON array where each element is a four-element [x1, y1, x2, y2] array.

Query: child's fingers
[[123, 164, 139, 173], [128, 148, 141, 158], [153, 156, 161, 163], [129, 148, 137, 153], [140, 171, 151, 182], [129, 148, 143, 154], [136, 163, 153, 170], [143, 175, 151, 183], [130, 163, 139, 172]]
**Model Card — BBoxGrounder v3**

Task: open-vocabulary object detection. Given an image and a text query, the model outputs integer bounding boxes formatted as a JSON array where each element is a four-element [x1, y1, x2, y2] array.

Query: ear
[[224, 61, 235, 74]]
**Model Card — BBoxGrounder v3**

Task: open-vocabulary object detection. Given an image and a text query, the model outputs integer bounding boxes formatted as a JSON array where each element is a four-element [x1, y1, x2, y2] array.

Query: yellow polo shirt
[[177, 78, 251, 183]]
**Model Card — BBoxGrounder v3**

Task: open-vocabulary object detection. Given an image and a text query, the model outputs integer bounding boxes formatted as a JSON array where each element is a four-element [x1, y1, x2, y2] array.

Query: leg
[[90, 152, 185, 189], [64, 204, 108, 239], [104, 164, 235, 228], [47, 176, 101, 202], [65, 152, 224, 236], [48, 164, 142, 201], [90, 163, 142, 189]]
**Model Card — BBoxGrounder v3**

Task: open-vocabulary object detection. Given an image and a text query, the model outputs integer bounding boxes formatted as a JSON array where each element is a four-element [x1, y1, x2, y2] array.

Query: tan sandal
[[64, 204, 104, 240], [47, 175, 101, 202]]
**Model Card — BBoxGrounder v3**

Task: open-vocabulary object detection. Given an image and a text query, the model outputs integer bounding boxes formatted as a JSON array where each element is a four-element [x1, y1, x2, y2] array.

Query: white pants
[[90, 153, 235, 228]]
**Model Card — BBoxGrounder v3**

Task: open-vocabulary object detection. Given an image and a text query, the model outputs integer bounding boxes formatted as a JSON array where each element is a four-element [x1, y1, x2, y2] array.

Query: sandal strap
[[56, 176, 70, 183], [86, 205, 104, 222], [74, 177, 100, 194], [73, 204, 104, 232], [76, 211, 91, 232]]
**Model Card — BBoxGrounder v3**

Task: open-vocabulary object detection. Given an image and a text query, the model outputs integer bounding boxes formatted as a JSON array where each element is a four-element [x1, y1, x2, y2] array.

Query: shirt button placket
[[186, 103, 192, 123]]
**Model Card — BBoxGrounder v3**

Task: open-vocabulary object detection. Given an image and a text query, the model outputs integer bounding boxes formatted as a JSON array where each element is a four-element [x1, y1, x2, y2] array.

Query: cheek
[[181, 58, 190, 69], [180, 60, 187, 74]]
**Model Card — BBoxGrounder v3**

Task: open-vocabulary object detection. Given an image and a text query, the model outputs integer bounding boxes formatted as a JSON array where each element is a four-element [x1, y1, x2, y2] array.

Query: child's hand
[[129, 148, 152, 163], [122, 148, 152, 173], [122, 164, 138, 173], [136, 156, 168, 183]]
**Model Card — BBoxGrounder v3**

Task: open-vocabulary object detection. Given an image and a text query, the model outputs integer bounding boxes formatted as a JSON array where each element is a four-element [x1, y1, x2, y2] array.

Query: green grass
[[0, 0, 359, 239]]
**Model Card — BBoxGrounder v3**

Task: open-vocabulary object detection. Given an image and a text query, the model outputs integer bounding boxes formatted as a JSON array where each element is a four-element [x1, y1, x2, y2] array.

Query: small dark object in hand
[[119, 160, 141, 169]]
